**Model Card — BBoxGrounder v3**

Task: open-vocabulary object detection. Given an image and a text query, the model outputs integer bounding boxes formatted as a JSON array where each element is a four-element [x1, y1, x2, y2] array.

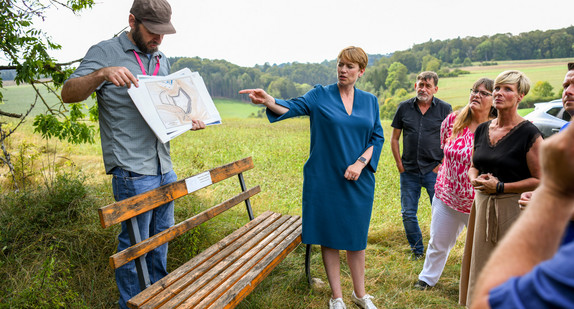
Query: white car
[[524, 99, 570, 138]]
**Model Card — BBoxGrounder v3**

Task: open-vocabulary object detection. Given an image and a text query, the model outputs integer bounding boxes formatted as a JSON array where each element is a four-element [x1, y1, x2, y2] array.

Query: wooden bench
[[98, 157, 303, 308]]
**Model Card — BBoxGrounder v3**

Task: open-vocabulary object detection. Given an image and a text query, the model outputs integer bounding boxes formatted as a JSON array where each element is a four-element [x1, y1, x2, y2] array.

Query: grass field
[[0, 83, 261, 119], [0, 58, 570, 308], [0, 83, 67, 116], [2, 118, 454, 308], [438, 58, 570, 109], [2, 57, 569, 117], [213, 98, 262, 119]]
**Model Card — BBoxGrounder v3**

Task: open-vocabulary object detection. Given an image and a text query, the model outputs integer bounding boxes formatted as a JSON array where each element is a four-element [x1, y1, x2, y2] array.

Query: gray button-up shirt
[[69, 32, 172, 175], [391, 96, 452, 174]]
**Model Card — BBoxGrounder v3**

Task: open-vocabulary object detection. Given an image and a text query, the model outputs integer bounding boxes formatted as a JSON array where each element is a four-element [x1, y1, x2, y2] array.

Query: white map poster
[[128, 68, 221, 143]]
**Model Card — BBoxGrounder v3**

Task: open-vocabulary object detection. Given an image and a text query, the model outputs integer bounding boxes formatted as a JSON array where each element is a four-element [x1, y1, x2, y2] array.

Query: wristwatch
[[357, 156, 367, 164]]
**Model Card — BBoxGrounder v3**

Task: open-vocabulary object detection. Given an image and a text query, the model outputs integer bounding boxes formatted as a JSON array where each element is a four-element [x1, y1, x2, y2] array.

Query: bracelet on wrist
[[496, 181, 504, 193]]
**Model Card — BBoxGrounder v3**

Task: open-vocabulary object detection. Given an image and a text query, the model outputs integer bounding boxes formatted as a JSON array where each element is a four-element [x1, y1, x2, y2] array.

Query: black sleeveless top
[[472, 120, 541, 183]]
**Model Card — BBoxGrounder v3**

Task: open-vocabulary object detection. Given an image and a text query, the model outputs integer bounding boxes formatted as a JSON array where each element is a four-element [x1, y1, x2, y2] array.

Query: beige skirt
[[458, 191, 521, 306]]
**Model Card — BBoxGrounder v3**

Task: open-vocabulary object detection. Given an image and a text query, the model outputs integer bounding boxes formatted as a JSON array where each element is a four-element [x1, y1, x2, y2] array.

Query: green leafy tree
[[492, 34, 511, 60], [550, 32, 574, 58], [474, 40, 493, 61], [380, 88, 410, 120], [422, 55, 441, 72], [267, 77, 295, 99], [520, 80, 559, 108], [295, 83, 312, 96], [385, 62, 409, 95], [358, 63, 388, 97], [389, 51, 418, 73], [0, 0, 95, 189], [532, 81, 554, 98]]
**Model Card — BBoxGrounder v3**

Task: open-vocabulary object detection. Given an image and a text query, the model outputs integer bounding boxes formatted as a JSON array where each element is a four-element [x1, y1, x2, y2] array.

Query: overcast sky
[[39, 0, 573, 67]]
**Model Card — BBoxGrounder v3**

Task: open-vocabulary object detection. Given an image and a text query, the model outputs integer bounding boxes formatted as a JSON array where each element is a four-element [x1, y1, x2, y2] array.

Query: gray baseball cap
[[130, 0, 176, 34]]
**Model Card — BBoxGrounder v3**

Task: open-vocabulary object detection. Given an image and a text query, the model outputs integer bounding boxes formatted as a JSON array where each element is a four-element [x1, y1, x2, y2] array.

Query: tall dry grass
[[1, 116, 464, 308]]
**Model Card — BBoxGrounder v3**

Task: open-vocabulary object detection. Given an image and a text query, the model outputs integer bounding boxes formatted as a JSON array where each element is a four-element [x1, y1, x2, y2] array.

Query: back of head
[[495, 70, 531, 96], [337, 46, 368, 71], [569, 62, 574, 71], [130, 0, 176, 34], [417, 71, 439, 87]]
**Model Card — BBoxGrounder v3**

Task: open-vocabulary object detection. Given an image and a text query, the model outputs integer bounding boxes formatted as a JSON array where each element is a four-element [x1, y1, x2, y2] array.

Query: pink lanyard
[[133, 50, 160, 76]]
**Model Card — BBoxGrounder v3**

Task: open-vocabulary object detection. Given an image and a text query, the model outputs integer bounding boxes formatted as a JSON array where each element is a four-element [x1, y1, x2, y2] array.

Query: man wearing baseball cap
[[61, 1, 205, 307]]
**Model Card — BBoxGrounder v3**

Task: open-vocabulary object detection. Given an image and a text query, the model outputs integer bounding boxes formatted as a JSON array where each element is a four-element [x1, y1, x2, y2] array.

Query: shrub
[[519, 95, 561, 109], [532, 81, 554, 98], [0, 173, 89, 256], [437, 68, 471, 78], [380, 88, 411, 120], [479, 61, 498, 66], [5, 247, 88, 308], [249, 107, 266, 118], [0, 171, 99, 307]]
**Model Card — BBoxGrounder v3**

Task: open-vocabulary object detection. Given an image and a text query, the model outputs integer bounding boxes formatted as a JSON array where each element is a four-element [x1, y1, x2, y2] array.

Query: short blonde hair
[[494, 70, 531, 95], [337, 46, 368, 71]]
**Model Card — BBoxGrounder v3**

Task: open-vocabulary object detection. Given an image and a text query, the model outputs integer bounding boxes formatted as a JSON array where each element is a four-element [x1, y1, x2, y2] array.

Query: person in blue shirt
[[559, 62, 574, 131], [519, 63, 574, 245], [471, 115, 574, 309], [240, 46, 384, 309]]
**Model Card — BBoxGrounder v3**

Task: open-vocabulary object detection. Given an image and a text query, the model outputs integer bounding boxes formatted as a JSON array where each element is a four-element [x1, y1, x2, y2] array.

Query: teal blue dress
[[267, 84, 384, 251]]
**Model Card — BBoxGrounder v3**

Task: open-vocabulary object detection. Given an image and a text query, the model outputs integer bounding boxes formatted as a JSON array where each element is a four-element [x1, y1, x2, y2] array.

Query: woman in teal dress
[[240, 46, 384, 309]]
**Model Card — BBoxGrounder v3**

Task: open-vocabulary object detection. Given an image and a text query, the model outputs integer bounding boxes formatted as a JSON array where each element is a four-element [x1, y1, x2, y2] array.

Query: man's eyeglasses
[[470, 89, 492, 97]]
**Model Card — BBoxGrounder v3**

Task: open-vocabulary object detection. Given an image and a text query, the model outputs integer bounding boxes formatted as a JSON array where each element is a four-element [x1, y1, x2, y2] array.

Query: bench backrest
[[98, 157, 259, 289]]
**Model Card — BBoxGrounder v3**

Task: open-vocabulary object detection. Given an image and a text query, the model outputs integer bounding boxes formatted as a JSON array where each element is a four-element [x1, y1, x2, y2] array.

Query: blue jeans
[[111, 167, 177, 309], [400, 171, 437, 255]]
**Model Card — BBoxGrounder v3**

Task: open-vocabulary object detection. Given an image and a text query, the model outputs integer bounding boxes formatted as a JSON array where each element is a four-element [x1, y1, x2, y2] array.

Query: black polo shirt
[[391, 96, 452, 174]]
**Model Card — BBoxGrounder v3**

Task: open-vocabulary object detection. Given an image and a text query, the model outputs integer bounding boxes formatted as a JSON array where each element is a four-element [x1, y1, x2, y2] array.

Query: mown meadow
[[0, 58, 570, 308], [437, 58, 569, 110]]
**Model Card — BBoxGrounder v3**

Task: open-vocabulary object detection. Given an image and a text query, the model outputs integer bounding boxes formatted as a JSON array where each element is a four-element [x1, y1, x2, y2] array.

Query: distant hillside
[[167, 26, 573, 104], [396, 26, 574, 70]]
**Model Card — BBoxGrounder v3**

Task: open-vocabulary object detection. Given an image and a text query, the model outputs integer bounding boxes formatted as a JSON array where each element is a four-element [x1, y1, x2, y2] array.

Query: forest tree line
[[170, 26, 574, 119]]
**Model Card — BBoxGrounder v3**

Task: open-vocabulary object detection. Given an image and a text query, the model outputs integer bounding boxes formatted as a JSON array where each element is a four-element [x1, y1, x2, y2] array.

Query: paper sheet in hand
[[128, 68, 221, 143]]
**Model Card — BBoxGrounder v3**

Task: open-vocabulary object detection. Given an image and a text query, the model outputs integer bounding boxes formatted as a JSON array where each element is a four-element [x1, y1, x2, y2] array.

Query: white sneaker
[[329, 297, 347, 309], [351, 291, 377, 309]]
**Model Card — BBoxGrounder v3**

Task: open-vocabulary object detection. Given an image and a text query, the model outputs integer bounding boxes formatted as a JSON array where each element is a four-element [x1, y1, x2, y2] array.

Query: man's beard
[[416, 92, 430, 102], [133, 25, 158, 54]]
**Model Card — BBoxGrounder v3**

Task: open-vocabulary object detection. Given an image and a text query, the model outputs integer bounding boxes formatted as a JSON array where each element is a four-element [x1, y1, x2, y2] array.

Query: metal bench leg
[[238, 173, 254, 221], [126, 217, 151, 289], [305, 244, 312, 286]]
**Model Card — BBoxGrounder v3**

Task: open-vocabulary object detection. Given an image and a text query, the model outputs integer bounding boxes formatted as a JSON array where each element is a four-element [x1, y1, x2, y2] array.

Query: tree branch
[[0, 58, 83, 71], [0, 110, 23, 118], [57, 58, 83, 66], [0, 65, 18, 70]]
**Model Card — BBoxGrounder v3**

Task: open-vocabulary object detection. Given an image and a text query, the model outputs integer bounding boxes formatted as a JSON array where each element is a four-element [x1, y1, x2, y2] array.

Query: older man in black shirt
[[391, 71, 452, 260]]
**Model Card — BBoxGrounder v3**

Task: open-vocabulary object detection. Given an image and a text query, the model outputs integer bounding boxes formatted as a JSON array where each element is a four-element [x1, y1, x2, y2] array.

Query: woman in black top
[[459, 70, 543, 306]]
